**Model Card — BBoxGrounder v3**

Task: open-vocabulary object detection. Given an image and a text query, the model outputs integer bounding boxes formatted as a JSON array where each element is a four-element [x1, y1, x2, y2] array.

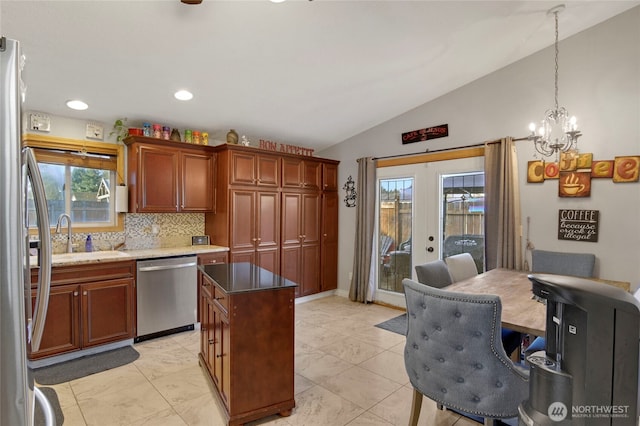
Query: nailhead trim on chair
[[403, 279, 529, 419]]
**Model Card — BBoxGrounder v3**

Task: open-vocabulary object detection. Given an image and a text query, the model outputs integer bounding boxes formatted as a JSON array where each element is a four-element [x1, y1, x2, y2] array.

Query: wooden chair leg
[[483, 418, 496, 426], [409, 388, 423, 426]]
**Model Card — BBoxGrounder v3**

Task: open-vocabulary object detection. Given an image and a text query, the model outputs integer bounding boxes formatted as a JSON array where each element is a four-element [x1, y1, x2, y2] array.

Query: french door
[[375, 156, 484, 304]]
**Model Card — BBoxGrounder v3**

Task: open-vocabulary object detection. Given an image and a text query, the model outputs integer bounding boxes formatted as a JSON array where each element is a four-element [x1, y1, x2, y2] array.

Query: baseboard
[[28, 339, 134, 369], [295, 289, 337, 304]]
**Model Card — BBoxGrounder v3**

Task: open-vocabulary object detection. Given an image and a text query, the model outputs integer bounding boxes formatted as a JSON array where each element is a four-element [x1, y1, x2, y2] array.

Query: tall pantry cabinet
[[205, 144, 339, 297]]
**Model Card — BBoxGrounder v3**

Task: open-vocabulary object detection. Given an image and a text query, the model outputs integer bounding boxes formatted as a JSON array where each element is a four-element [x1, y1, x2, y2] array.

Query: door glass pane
[[441, 173, 485, 273], [378, 178, 413, 293]]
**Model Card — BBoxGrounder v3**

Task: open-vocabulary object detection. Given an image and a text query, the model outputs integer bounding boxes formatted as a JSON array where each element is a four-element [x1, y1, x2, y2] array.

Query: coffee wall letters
[[527, 153, 639, 198]]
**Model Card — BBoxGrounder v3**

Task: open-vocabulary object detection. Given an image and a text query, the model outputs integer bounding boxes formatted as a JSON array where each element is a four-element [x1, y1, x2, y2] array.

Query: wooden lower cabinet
[[199, 273, 295, 425], [29, 260, 135, 359]]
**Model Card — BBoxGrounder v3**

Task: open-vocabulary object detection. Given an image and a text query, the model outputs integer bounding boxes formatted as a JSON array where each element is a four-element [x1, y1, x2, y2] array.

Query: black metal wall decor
[[343, 175, 356, 207]]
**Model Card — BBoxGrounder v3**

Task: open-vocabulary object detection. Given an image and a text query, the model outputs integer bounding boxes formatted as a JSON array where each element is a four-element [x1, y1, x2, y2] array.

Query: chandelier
[[528, 4, 582, 158]]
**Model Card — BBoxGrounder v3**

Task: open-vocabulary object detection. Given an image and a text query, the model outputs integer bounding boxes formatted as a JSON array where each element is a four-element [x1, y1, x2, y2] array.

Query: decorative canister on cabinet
[[202, 132, 209, 145], [170, 128, 181, 142], [226, 129, 239, 144]]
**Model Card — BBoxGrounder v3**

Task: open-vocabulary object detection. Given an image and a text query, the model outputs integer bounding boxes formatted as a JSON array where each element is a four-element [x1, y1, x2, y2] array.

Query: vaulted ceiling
[[2, 1, 638, 151]]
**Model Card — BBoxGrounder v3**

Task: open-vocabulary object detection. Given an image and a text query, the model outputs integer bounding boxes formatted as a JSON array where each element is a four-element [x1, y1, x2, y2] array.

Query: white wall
[[319, 7, 640, 295]]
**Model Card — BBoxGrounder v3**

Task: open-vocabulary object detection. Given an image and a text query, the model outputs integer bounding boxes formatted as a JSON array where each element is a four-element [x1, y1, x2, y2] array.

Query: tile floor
[[43, 295, 480, 426]]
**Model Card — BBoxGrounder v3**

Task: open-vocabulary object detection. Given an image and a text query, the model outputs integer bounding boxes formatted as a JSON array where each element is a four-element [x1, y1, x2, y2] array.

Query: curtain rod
[[372, 135, 531, 161]]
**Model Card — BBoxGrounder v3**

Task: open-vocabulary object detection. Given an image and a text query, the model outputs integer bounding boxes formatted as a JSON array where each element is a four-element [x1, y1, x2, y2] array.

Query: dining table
[[445, 268, 547, 337]]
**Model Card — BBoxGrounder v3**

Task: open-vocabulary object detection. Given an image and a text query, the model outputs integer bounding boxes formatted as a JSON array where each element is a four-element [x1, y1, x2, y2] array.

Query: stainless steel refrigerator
[[1, 36, 56, 426]]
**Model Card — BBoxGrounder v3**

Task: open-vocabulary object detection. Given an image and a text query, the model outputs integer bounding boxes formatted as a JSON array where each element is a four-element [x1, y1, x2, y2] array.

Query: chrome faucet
[[55, 213, 73, 253]]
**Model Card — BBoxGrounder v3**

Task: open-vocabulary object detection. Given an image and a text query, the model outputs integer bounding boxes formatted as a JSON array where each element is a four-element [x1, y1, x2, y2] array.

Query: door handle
[[427, 247, 434, 252]]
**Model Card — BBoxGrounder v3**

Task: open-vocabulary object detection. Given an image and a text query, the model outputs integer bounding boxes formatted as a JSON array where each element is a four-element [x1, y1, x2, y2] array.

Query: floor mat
[[374, 313, 407, 335], [33, 346, 140, 385]]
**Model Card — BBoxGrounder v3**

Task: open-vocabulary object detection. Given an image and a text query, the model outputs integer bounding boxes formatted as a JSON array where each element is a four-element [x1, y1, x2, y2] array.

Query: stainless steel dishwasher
[[135, 255, 197, 342]]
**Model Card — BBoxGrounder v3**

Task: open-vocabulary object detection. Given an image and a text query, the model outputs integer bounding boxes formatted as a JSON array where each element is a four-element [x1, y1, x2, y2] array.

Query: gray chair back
[[403, 279, 529, 420], [414, 260, 452, 289], [531, 249, 595, 278], [445, 252, 479, 282]]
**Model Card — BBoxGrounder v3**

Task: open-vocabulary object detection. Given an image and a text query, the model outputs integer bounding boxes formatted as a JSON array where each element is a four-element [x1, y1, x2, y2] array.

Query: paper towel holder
[[115, 185, 128, 213]]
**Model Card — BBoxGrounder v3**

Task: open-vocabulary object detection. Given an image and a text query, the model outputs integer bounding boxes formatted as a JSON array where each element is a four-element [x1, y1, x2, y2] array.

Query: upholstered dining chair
[[445, 253, 521, 357], [444, 253, 479, 282], [402, 279, 529, 426], [531, 249, 595, 278], [414, 260, 453, 289]]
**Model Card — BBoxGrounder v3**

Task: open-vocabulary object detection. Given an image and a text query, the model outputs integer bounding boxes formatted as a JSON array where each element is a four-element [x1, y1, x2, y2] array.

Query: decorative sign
[[258, 139, 314, 156], [527, 153, 640, 198], [401, 124, 448, 145], [558, 209, 599, 242]]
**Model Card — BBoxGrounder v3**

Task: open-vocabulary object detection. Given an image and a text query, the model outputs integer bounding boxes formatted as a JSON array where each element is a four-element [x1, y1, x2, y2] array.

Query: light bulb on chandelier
[[527, 4, 582, 159]]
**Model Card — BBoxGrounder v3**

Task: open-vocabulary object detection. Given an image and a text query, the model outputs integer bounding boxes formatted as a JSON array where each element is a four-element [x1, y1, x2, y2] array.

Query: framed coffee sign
[[558, 209, 599, 242]]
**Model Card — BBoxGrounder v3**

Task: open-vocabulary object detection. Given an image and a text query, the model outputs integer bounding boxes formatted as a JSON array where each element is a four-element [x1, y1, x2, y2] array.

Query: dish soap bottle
[[85, 234, 93, 252]]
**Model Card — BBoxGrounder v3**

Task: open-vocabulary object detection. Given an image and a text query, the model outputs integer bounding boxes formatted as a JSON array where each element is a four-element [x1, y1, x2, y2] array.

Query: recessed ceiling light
[[174, 90, 194, 101], [270, 0, 286, 3], [66, 100, 88, 110]]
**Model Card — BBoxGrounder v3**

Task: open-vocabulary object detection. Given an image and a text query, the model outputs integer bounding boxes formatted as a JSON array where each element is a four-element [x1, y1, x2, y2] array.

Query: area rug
[[34, 387, 64, 426], [374, 313, 407, 335], [33, 346, 140, 385]]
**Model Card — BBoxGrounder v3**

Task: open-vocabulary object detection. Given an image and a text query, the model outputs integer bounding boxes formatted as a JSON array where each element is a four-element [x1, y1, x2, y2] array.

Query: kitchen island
[[198, 263, 296, 426]]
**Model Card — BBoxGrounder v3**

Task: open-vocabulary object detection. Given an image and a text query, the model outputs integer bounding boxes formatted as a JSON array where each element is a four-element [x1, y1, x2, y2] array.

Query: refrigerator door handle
[[25, 147, 52, 352], [34, 386, 56, 426]]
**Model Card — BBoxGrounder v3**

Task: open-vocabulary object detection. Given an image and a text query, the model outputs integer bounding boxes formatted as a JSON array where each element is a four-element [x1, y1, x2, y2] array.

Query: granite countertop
[[199, 262, 297, 294], [31, 245, 229, 267]]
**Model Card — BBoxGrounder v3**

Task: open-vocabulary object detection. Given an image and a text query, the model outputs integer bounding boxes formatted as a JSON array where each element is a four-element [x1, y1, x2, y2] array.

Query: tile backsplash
[[50, 213, 205, 253]]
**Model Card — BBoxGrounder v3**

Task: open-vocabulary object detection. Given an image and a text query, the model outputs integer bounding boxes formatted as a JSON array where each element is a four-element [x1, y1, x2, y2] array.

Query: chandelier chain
[[527, 4, 582, 158], [554, 10, 560, 112]]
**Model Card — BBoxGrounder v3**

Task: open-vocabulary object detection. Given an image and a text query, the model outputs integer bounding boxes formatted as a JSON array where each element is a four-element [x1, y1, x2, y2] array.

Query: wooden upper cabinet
[[181, 151, 215, 211], [125, 137, 215, 213], [282, 157, 321, 190], [323, 163, 339, 191], [230, 150, 279, 187], [138, 144, 180, 212]]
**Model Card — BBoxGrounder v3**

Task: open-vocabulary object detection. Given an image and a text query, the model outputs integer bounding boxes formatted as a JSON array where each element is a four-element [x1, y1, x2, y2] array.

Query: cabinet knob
[[209, 260, 217, 264], [252, 238, 258, 242], [73, 291, 79, 297], [216, 353, 225, 358], [83, 291, 87, 296], [215, 296, 224, 301]]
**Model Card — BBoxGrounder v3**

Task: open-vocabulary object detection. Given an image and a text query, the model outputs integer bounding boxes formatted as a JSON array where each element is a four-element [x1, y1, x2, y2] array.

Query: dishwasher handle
[[138, 261, 197, 273]]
